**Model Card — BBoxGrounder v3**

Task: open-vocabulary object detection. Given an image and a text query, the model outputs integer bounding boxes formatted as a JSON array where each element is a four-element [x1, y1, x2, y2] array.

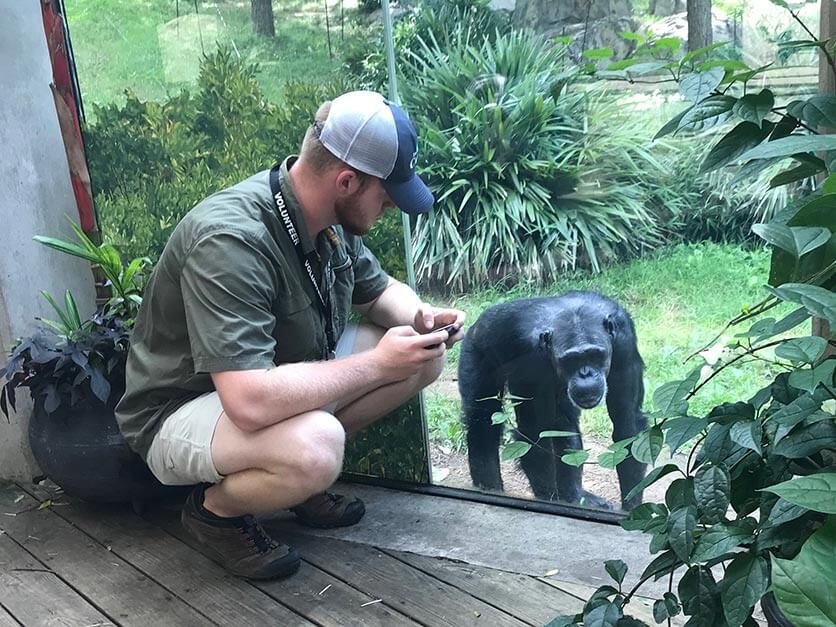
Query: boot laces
[[240, 516, 279, 554]]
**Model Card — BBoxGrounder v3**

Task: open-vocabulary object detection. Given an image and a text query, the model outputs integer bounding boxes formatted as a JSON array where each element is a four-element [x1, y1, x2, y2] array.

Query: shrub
[[403, 30, 672, 289], [84, 46, 349, 261]]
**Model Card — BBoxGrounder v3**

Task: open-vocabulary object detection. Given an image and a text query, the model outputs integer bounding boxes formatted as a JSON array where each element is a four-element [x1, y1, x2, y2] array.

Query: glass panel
[[65, 0, 430, 484], [392, 0, 818, 515]]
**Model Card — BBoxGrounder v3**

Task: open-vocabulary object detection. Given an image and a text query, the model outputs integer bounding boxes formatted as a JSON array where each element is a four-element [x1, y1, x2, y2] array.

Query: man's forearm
[[361, 278, 424, 329], [222, 351, 388, 431]]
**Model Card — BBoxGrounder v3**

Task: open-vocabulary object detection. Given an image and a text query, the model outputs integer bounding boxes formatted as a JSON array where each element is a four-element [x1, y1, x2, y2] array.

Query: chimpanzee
[[458, 291, 647, 510]]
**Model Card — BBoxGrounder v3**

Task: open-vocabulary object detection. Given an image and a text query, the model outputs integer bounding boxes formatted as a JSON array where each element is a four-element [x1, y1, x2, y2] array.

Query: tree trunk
[[650, 0, 685, 16], [686, 0, 712, 51], [251, 0, 275, 38]]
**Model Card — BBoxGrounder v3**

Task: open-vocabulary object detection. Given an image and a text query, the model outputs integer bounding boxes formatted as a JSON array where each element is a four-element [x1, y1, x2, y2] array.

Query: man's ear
[[334, 168, 363, 196]]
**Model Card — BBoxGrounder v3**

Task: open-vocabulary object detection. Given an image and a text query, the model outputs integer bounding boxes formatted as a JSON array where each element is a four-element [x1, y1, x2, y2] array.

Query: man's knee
[[283, 411, 345, 490], [417, 352, 446, 389]]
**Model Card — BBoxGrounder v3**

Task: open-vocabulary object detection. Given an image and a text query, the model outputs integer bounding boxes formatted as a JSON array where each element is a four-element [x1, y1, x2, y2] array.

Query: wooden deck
[[0, 481, 660, 626]]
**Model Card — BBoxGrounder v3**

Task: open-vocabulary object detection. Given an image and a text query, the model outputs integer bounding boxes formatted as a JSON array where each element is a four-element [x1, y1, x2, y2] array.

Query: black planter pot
[[28, 397, 188, 507], [761, 592, 793, 627]]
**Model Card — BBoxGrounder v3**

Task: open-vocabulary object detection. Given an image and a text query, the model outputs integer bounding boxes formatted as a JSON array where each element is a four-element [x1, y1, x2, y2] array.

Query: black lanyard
[[269, 165, 336, 359]]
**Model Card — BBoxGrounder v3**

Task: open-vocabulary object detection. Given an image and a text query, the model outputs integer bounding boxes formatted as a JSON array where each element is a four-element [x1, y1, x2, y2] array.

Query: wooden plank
[[0, 534, 110, 627], [0, 605, 21, 627], [273, 530, 529, 627], [388, 550, 582, 625], [151, 509, 420, 627], [37, 495, 313, 627], [0, 486, 208, 626]]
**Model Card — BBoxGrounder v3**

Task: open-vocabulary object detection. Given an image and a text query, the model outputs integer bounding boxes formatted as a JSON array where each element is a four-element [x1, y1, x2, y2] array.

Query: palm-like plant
[[404, 30, 665, 288]]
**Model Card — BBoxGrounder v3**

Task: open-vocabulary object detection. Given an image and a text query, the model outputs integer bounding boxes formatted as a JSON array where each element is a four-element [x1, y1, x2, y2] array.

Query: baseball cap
[[318, 91, 434, 215]]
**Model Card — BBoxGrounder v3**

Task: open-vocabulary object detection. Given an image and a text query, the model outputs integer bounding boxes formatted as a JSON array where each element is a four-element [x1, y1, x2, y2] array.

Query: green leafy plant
[[551, 15, 835, 627], [403, 29, 680, 289], [0, 228, 149, 420], [85, 46, 349, 262]]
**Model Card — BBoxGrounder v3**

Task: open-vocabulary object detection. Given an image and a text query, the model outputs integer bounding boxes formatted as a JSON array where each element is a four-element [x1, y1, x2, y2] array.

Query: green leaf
[[625, 464, 680, 504], [640, 549, 681, 581], [653, 369, 701, 417], [768, 390, 824, 434], [678, 96, 736, 132], [740, 135, 836, 162], [700, 121, 771, 174], [598, 447, 630, 470], [679, 68, 725, 103], [605, 559, 628, 586], [771, 516, 836, 627], [694, 465, 731, 524], [583, 601, 622, 627], [620, 503, 668, 532], [788, 359, 836, 393], [665, 478, 696, 510], [500, 441, 531, 461], [691, 523, 754, 562], [775, 337, 829, 365], [631, 425, 664, 465], [668, 506, 697, 562], [491, 411, 508, 425], [751, 224, 831, 259], [663, 416, 708, 453], [678, 566, 717, 625], [539, 430, 578, 439], [583, 47, 614, 60], [729, 421, 763, 456], [40, 290, 74, 335], [652, 592, 681, 624], [770, 160, 826, 188], [720, 553, 769, 627], [733, 90, 774, 125], [822, 173, 836, 194], [655, 106, 694, 139], [680, 42, 731, 67], [706, 402, 755, 425], [764, 498, 809, 528], [770, 284, 836, 327], [763, 474, 836, 514], [33, 235, 100, 264], [786, 95, 836, 129], [561, 449, 590, 466], [773, 420, 836, 459]]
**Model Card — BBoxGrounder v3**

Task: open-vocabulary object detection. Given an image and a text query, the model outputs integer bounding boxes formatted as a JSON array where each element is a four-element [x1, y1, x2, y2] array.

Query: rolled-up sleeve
[[347, 234, 390, 305]]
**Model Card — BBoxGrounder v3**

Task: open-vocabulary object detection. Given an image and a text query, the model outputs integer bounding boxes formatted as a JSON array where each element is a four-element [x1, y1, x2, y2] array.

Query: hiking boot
[[181, 485, 300, 580], [290, 491, 365, 529]]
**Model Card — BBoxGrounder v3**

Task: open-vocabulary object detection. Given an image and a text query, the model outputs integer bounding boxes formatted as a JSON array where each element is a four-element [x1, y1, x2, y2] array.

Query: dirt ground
[[425, 377, 683, 511]]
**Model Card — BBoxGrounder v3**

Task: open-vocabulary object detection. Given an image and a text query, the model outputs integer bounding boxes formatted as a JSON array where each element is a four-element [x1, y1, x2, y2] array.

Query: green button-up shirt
[[115, 158, 390, 458]]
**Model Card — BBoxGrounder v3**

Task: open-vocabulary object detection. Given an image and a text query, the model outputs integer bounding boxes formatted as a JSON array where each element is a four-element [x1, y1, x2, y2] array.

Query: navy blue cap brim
[[383, 174, 434, 215]]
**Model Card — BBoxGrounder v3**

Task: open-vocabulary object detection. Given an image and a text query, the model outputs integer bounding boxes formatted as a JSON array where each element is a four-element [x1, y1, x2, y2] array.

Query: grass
[[65, 0, 363, 107], [424, 241, 794, 447]]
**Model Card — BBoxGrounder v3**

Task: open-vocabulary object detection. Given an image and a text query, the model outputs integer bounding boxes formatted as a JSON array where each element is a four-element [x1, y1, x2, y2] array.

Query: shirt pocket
[[271, 289, 317, 364]]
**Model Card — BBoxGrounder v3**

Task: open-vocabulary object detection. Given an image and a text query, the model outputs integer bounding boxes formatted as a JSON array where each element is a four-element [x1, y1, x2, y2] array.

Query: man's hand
[[414, 304, 466, 348], [371, 325, 449, 382]]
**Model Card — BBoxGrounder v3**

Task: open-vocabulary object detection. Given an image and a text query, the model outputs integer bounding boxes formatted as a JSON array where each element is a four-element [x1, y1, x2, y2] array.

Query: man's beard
[[334, 194, 372, 236]]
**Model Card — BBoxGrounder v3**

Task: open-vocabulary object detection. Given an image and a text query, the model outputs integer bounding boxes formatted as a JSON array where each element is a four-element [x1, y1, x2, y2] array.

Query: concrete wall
[[0, 1, 96, 481]]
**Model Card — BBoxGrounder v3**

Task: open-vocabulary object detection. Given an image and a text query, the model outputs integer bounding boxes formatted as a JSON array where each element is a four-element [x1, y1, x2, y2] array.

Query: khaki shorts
[[145, 324, 360, 485]]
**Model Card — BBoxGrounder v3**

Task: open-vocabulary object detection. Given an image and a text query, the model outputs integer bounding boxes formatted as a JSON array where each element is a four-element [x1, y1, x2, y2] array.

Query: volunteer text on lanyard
[[269, 164, 337, 360]]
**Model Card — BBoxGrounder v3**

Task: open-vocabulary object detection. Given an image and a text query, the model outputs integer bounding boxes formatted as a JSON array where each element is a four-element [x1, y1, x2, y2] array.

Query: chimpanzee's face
[[539, 314, 614, 409]]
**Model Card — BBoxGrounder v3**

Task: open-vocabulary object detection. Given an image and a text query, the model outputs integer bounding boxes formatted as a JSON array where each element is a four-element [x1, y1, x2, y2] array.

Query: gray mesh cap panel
[[318, 91, 398, 179]]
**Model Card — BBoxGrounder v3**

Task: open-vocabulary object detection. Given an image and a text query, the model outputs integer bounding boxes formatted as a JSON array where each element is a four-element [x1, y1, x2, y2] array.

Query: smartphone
[[424, 322, 461, 349]]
